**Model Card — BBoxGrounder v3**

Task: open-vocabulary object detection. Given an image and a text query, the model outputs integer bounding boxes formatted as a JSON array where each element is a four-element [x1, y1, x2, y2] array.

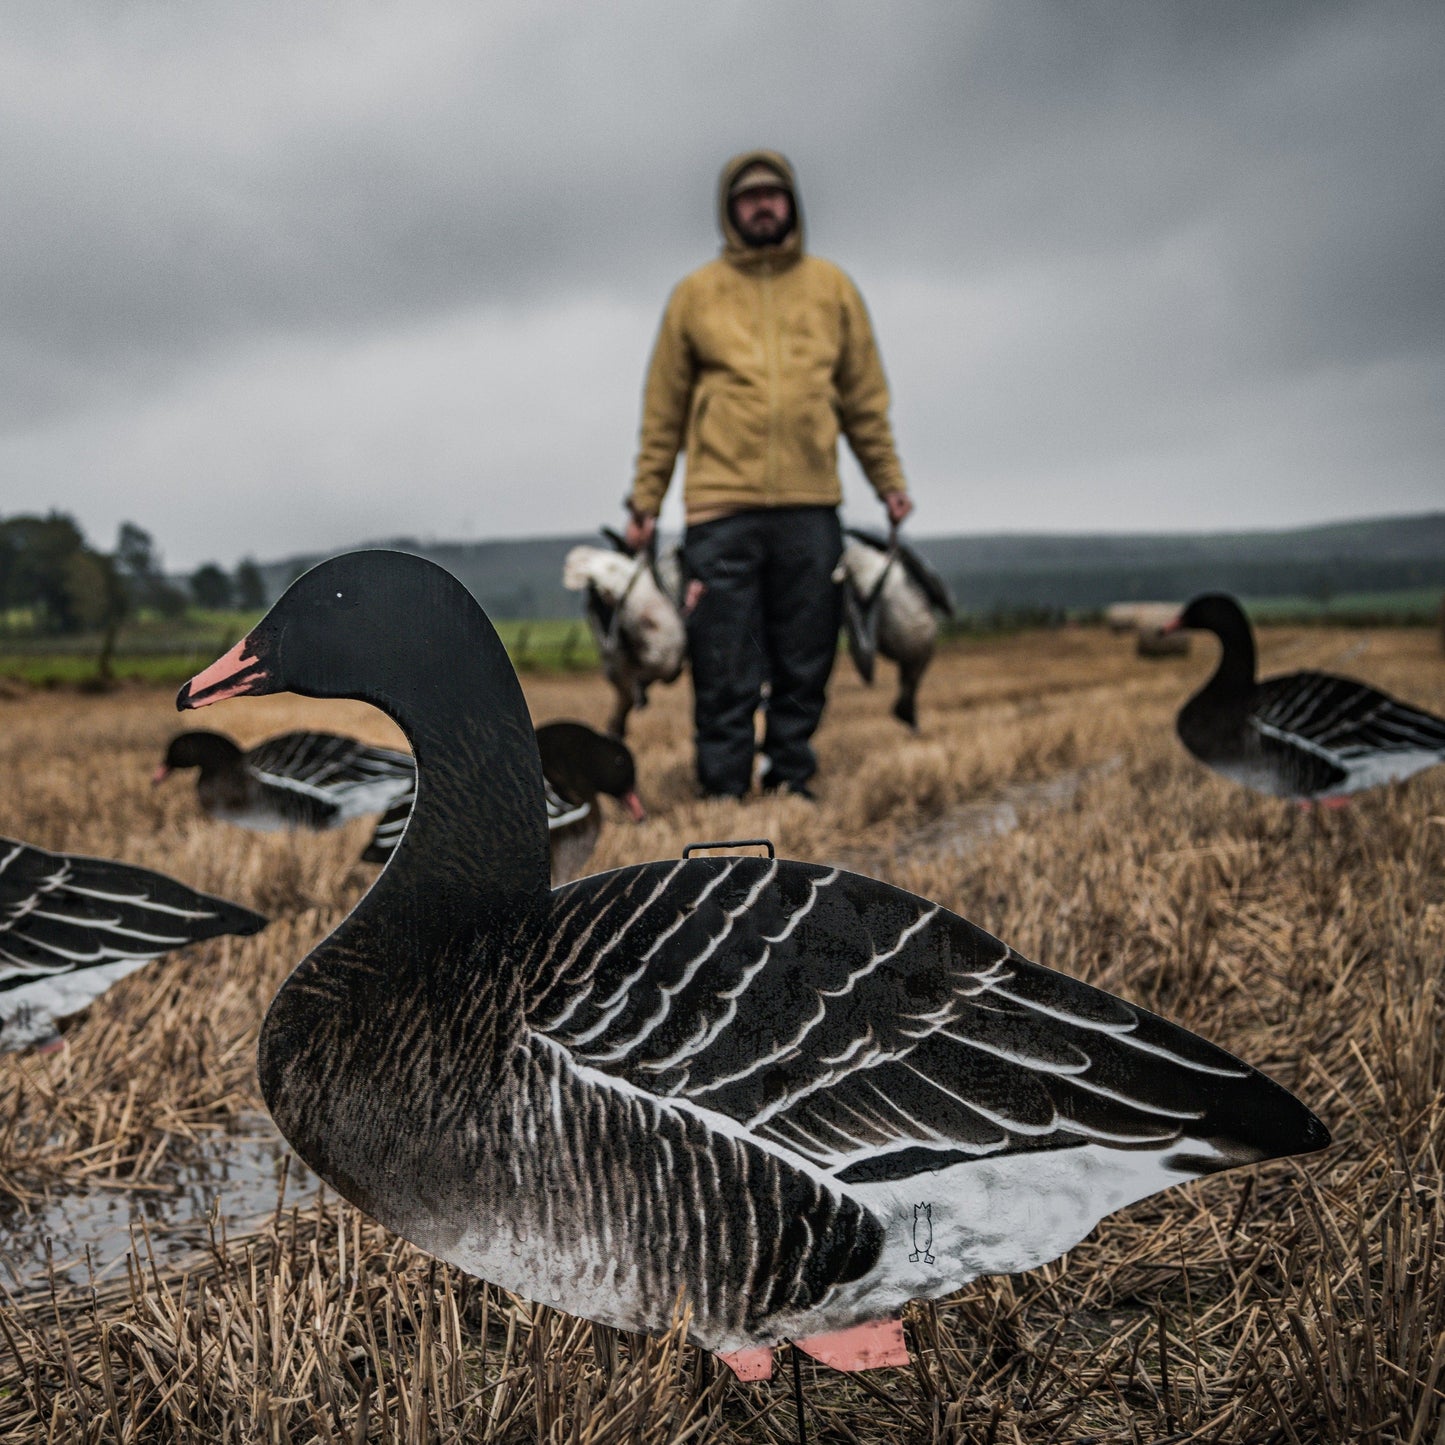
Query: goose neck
[[363, 656, 551, 933], [1203, 617, 1256, 695]]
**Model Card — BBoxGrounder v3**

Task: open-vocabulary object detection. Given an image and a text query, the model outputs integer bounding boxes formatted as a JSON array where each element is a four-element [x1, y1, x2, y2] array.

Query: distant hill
[[257, 535, 601, 621], [892, 513, 1445, 613], [256, 513, 1445, 619]]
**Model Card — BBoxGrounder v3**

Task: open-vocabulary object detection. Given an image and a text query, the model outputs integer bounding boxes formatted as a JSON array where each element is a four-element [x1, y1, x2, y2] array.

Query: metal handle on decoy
[[681, 838, 776, 859]]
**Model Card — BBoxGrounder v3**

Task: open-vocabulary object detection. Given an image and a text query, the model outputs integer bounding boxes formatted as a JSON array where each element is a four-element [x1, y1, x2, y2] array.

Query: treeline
[[0, 512, 267, 638]]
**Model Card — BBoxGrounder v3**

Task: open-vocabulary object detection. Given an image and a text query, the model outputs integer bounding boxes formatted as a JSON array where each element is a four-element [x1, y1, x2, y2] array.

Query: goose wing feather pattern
[[245, 731, 415, 812], [0, 837, 267, 1051], [1253, 671, 1445, 778], [532, 856, 1318, 1185]]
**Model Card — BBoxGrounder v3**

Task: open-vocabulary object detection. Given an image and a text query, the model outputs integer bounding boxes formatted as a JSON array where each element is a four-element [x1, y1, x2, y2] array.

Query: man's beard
[[735, 210, 795, 249]]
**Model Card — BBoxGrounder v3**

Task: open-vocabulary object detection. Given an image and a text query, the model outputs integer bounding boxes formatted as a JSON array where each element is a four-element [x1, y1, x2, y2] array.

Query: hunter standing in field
[[625, 149, 914, 799]]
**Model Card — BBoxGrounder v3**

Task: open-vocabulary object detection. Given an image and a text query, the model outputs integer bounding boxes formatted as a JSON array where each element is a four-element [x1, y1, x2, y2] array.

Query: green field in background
[[3, 588, 1439, 689], [1241, 587, 1443, 624], [0, 615, 601, 687]]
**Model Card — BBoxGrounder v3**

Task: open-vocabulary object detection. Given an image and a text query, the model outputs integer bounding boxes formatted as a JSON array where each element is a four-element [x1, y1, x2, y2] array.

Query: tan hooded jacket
[[629, 150, 907, 522]]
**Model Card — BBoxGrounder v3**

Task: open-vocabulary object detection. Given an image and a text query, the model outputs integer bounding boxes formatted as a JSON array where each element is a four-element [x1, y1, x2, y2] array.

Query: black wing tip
[[1281, 1096, 1333, 1156], [1217, 1074, 1332, 1166], [212, 902, 270, 938]]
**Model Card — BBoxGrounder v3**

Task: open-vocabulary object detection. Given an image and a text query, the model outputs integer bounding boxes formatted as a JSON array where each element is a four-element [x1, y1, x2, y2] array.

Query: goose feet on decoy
[[719, 1345, 775, 1381], [796, 1318, 910, 1371]]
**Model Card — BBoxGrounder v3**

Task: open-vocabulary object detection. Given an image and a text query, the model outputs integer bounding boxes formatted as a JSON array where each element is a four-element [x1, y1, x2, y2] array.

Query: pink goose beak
[[178, 637, 268, 710], [151, 765, 171, 786], [622, 791, 646, 823]]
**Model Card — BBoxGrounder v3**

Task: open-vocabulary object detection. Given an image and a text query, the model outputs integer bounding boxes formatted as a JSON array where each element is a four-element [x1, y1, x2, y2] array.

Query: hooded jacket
[[629, 150, 907, 522]]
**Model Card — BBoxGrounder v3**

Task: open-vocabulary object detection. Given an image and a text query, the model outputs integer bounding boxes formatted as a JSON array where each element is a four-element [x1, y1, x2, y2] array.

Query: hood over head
[[717, 149, 805, 269]]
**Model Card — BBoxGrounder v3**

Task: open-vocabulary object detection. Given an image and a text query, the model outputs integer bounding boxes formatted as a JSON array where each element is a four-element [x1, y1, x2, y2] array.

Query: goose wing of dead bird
[[245, 731, 415, 818], [841, 579, 879, 684], [0, 837, 267, 1051], [895, 540, 955, 618], [844, 526, 892, 553], [844, 528, 955, 617]]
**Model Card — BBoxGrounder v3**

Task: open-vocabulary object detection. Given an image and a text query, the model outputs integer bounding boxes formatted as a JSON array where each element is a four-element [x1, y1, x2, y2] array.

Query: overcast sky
[[2, 2, 1441, 570]]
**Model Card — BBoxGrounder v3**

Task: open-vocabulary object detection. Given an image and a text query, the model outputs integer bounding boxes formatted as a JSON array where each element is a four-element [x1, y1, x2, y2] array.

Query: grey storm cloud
[[1, 1, 1441, 566]]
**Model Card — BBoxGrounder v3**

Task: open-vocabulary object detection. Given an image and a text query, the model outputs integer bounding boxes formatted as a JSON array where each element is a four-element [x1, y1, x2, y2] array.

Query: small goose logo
[[909, 1202, 935, 1264]]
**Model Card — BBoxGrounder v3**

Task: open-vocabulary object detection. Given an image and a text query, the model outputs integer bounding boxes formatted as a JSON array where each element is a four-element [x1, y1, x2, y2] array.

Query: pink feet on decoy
[[717, 1345, 775, 1381], [716, 1318, 911, 1381], [796, 1317, 910, 1371]]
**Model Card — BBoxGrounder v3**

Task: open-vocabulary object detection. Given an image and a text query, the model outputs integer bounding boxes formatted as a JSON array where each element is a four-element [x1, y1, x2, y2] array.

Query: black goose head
[[154, 729, 242, 784], [1170, 592, 1256, 689], [536, 721, 646, 820], [1172, 593, 1250, 639], [177, 551, 490, 715], [179, 550, 549, 912]]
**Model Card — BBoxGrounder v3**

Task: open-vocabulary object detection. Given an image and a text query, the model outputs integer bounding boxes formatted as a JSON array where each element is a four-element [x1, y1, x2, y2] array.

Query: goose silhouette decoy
[[1, 836, 266, 1052], [360, 720, 645, 883], [178, 551, 1327, 1381], [1168, 593, 1445, 801], [156, 729, 415, 832]]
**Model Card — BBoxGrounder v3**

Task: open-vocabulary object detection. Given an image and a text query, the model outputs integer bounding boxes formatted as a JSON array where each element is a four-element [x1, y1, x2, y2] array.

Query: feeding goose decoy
[[834, 528, 955, 729], [361, 720, 645, 883], [563, 532, 686, 737], [156, 728, 415, 832], [0, 836, 266, 1052], [177, 551, 1327, 1382], [1168, 593, 1445, 801]]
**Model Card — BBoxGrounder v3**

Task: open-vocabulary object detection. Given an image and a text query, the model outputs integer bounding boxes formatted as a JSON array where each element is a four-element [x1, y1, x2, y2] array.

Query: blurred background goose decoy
[[156, 729, 415, 832], [361, 719, 644, 883], [1169, 592, 1445, 801], [834, 528, 955, 729], [562, 530, 686, 737], [1, 836, 266, 1052], [178, 551, 1327, 1383]]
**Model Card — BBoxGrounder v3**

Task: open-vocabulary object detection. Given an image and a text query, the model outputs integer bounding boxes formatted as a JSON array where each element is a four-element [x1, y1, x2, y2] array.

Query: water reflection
[[1, 1115, 321, 1295]]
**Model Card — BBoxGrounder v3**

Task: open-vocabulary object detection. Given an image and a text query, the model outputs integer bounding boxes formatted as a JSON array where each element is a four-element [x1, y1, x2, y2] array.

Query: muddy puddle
[[1, 1117, 320, 1297]]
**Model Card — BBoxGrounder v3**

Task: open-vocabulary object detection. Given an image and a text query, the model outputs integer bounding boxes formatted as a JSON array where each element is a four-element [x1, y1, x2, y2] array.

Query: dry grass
[[2, 625, 1443, 1442]]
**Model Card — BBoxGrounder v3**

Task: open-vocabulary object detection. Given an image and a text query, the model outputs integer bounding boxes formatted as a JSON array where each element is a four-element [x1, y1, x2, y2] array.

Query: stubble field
[[2, 624, 1443, 1443]]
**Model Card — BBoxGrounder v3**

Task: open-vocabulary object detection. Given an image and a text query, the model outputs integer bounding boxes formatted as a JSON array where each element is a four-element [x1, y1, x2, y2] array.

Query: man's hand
[[884, 491, 913, 527], [625, 511, 657, 553]]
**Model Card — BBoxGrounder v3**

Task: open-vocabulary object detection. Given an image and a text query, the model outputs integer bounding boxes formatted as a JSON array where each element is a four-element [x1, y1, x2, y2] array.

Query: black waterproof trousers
[[681, 506, 843, 797]]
